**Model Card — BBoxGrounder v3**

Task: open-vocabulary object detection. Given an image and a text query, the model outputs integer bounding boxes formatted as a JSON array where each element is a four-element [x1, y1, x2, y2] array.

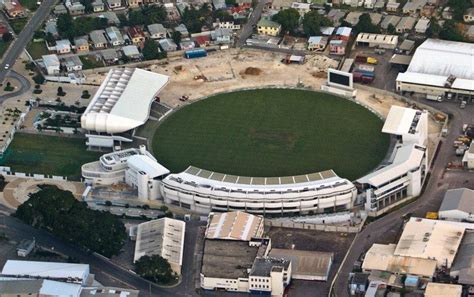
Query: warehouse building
[[133, 218, 185, 275], [362, 218, 474, 280], [355, 33, 398, 49], [357, 106, 428, 213], [450, 230, 474, 285], [269, 248, 333, 281], [396, 39, 474, 100], [438, 188, 474, 222], [424, 283, 462, 297], [205, 211, 264, 241], [81, 68, 169, 148], [0, 279, 83, 296]]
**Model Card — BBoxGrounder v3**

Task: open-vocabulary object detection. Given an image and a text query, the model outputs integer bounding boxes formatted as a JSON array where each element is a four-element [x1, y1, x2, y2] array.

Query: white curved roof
[[81, 68, 169, 134], [407, 39, 474, 80], [162, 166, 354, 197]]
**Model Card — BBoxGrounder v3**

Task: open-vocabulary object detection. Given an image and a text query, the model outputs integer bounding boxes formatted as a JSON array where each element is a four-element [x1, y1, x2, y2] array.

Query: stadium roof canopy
[[396, 39, 474, 91], [81, 68, 169, 134], [382, 105, 419, 135]]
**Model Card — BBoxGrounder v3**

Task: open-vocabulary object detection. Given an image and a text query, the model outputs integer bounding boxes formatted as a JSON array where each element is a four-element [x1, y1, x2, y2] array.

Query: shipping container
[[184, 49, 208, 59]]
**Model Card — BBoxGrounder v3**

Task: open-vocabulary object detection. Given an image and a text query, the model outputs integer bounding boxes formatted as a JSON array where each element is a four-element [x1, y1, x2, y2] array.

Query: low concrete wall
[[265, 219, 362, 233]]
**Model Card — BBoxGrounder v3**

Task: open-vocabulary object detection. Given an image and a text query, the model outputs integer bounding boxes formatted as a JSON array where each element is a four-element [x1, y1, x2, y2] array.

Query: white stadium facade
[[81, 67, 169, 148], [396, 39, 474, 101]]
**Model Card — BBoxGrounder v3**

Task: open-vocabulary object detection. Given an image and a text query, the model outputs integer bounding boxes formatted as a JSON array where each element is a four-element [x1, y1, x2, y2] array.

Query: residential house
[[327, 9, 346, 27], [44, 20, 59, 38], [122, 45, 141, 60], [60, 55, 83, 72], [165, 3, 181, 22], [42, 54, 60, 75], [159, 38, 178, 51], [211, 28, 232, 44], [213, 20, 241, 30], [420, 3, 435, 17], [270, 0, 294, 10], [74, 36, 90, 52], [92, 0, 105, 12], [54, 4, 68, 14], [128, 27, 146, 45], [397, 39, 415, 54], [442, 7, 453, 20], [179, 38, 195, 50], [106, 26, 125, 46], [335, 27, 352, 41], [290, 2, 310, 16], [106, 0, 123, 10], [320, 27, 335, 36], [174, 24, 189, 38], [368, 12, 383, 25], [345, 11, 363, 26], [101, 12, 121, 26], [230, 6, 249, 20], [414, 18, 430, 33], [464, 8, 474, 23], [381, 15, 401, 30], [89, 30, 108, 49], [4, 0, 26, 18], [386, 1, 400, 12], [192, 34, 211, 47], [395, 16, 416, 33], [374, 0, 385, 10], [257, 19, 281, 36], [329, 39, 346, 55], [466, 25, 474, 41], [307, 36, 328, 51], [402, 0, 427, 15], [67, 2, 85, 15], [55, 39, 72, 54], [0, 23, 8, 38], [364, 0, 376, 9], [128, 0, 143, 8], [148, 24, 167, 39], [212, 0, 226, 10], [101, 48, 120, 64]]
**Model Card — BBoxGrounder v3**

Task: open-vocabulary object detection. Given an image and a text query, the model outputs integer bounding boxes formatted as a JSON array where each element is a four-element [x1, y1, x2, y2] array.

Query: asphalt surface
[[0, 0, 57, 84], [0, 210, 201, 297], [235, 0, 267, 47], [331, 100, 474, 297], [0, 70, 31, 101]]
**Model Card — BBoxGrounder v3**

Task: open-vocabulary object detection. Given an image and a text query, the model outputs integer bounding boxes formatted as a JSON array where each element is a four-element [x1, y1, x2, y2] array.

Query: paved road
[[235, 0, 267, 47], [0, 70, 31, 101], [0, 0, 57, 84], [332, 100, 474, 297], [0, 212, 201, 297]]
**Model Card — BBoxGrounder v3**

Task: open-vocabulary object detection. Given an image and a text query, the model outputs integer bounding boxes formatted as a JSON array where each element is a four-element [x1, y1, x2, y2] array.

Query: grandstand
[[160, 166, 357, 215]]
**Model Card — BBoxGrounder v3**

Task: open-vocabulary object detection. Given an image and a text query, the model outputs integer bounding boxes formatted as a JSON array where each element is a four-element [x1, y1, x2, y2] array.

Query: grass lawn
[[26, 41, 49, 59], [80, 55, 105, 69], [0, 133, 102, 180], [152, 89, 390, 180], [19, 0, 39, 11], [9, 18, 28, 35], [0, 41, 11, 59]]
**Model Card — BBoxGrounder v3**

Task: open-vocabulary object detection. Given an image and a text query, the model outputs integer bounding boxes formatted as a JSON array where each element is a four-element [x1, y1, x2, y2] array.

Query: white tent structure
[[396, 39, 474, 96]]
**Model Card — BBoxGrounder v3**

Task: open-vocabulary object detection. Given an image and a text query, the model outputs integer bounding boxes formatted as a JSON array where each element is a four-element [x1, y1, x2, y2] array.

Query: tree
[[182, 5, 210, 33], [171, 30, 182, 45], [143, 5, 167, 25], [448, 0, 471, 21], [272, 8, 300, 34], [426, 18, 441, 38], [33, 74, 45, 85], [439, 20, 464, 41], [135, 255, 176, 284], [80, 0, 93, 13], [142, 39, 160, 60], [2, 32, 13, 42], [302, 10, 332, 37], [387, 23, 396, 34], [129, 9, 147, 26], [225, 0, 236, 6], [0, 175, 6, 191], [57, 86, 65, 96], [57, 14, 74, 39], [15, 185, 127, 257], [214, 10, 233, 22], [354, 13, 380, 34]]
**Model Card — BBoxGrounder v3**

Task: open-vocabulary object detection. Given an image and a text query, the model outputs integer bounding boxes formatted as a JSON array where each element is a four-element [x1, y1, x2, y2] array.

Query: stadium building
[[396, 39, 474, 101], [81, 67, 169, 149], [357, 106, 428, 214], [160, 166, 357, 215], [82, 145, 169, 200]]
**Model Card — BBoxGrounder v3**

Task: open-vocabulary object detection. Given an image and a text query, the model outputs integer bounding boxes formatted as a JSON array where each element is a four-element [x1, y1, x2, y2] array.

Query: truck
[[355, 64, 375, 73], [184, 49, 207, 59], [426, 94, 443, 102], [353, 71, 374, 84], [355, 55, 378, 65]]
